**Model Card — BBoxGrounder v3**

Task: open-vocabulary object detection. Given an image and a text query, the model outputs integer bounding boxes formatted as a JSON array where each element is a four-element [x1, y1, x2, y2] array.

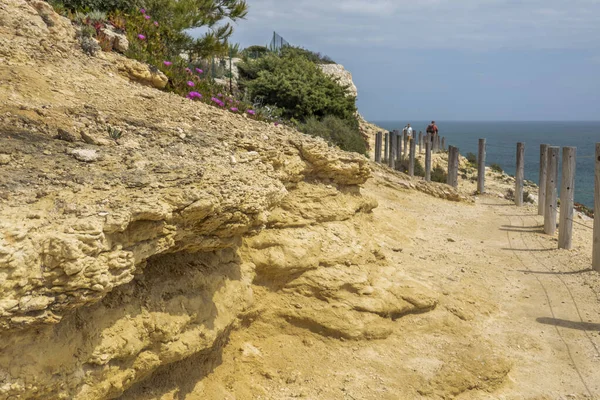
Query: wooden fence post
[[447, 146, 453, 185], [390, 132, 395, 162], [515, 142, 525, 206], [395, 130, 402, 165], [389, 130, 397, 169], [425, 137, 432, 182], [441, 137, 446, 152], [477, 138, 486, 194], [447, 146, 459, 188], [374, 132, 382, 163], [383, 132, 388, 162], [544, 146, 559, 235], [418, 132, 423, 154], [403, 131, 408, 160], [538, 144, 549, 215], [409, 136, 416, 177], [558, 147, 576, 249], [452, 146, 459, 188], [593, 143, 600, 271], [379, 132, 383, 163]]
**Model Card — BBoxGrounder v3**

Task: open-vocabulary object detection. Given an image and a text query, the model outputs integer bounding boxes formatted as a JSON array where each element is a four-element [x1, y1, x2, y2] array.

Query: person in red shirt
[[426, 121, 439, 142]]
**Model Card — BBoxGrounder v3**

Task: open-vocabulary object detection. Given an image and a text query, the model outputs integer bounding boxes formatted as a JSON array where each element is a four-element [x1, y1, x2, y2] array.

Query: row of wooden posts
[[515, 143, 600, 272], [374, 130, 449, 184], [374, 132, 600, 271]]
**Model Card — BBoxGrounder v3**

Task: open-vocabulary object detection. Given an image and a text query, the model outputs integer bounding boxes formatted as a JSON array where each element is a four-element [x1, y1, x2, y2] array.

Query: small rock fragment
[[56, 128, 78, 142], [70, 148, 99, 162]]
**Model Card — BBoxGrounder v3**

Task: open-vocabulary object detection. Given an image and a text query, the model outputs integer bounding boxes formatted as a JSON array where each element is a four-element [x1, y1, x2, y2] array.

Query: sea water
[[373, 121, 598, 208]]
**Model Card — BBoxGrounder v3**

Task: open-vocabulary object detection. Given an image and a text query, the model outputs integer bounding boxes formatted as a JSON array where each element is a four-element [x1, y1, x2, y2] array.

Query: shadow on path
[[519, 268, 592, 275], [500, 227, 544, 233], [537, 317, 600, 332], [501, 248, 554, 252], [501, 224, 543, 229]]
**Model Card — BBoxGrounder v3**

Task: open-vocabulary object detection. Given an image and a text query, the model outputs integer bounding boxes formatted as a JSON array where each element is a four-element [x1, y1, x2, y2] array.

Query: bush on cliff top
[[237, 47, 357, 126], [51, 1, 260, 116], [299, 116, 366, 155]]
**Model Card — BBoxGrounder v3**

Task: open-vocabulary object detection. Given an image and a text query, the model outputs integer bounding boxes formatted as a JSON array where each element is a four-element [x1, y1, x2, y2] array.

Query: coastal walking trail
[[382, 184, 600, 399], [125, 170, 600, 399], [477, 197, 600, 398]]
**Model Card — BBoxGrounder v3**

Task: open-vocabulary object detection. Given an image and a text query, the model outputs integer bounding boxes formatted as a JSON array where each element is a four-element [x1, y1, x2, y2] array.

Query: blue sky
[[198, 0, 600, 121]]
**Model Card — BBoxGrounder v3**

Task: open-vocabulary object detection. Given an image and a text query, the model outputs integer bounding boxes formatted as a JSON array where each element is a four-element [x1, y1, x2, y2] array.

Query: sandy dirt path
[[124, 170, 600, 400], [480, 198, 600, 399]]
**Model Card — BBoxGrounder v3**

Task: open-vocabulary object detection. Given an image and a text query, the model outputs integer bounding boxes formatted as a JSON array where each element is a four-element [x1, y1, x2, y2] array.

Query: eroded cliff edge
[[0, 2, 451, 398]]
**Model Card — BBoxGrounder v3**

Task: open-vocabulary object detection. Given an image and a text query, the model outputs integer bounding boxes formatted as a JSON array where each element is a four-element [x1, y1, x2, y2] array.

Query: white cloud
[[229, 0, 600, 51]]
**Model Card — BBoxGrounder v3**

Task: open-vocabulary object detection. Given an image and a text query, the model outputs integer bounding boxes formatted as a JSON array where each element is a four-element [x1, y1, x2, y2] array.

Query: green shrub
[[242, 45, 269, 59], [79, 24, 96, 38], [490, 163, 503, 173], [396, 158, 425, 177], [237, 47, 357, 126], [431, 165, 447, 183], [299, 116, 366, 155], [278, 46, 335, 64], [466, 152, 477, 166]]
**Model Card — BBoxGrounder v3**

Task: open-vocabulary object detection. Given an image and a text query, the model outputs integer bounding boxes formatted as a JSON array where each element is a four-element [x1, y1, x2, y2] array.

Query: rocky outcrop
[[0, 2, 376, 397], [116, 58, 168, 89], [319, 63, 359, 98], [99, 26, 129, 53], [0, 2, 452, 399], [0, 0, 75, 62]]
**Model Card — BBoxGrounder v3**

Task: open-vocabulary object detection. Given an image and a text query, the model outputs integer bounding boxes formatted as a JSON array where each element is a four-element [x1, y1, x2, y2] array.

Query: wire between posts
[[567, 218, 594, 230]]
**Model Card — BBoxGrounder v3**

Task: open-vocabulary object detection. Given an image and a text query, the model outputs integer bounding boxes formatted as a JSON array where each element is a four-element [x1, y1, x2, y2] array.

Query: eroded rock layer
[[0, 2, 505, 399]]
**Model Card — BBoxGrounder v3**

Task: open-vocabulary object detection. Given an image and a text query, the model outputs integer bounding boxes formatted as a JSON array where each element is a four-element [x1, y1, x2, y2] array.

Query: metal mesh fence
[[270, 31, 290, 52]]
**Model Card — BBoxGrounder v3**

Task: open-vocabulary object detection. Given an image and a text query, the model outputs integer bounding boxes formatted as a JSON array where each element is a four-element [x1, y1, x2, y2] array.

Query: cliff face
[[0, 1, 442, 398], [319, 63, 359, 98]]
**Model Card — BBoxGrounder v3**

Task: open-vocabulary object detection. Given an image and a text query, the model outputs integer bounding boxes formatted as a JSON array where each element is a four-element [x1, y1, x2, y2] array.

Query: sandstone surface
[[1, 2, 599, 399], [0, 1, 423, 398]]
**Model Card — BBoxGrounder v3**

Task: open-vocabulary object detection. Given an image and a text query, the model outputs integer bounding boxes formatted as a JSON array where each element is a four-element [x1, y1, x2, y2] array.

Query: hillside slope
[[2, 2, 599, 400], [0, 1, 437, 398]]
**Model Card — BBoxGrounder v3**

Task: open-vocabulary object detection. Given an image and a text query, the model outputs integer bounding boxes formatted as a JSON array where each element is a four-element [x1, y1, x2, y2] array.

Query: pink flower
[[187, 91, 202, 100], [230, 107, 238, 112], [144, 15, 151, 20], [211, 97, 224, 107], [137, 34, 146, 40], [246, 110, 255, 115], [140, 8, 146, 13], [274, 122, 279, 126], [163, 61, 172, 66], [195, 68, 203, 74], [154, 21, 159, 27], [217, 93, 223, 97], [185, 68, 192, 74], [187, 81, 195, 87]]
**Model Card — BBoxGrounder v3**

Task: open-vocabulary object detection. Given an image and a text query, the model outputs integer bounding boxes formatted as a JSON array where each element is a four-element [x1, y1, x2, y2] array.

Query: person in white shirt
[[406, 123, 413, 138]]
